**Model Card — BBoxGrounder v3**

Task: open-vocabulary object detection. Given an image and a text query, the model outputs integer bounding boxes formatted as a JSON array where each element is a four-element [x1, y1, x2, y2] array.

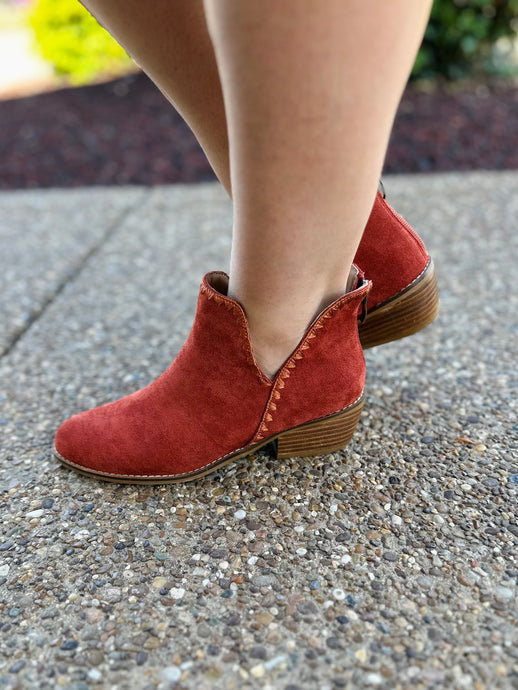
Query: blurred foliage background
[[2, 0, 518, 86], [414, 0, 518, 79], [28, 0, 133, 84]]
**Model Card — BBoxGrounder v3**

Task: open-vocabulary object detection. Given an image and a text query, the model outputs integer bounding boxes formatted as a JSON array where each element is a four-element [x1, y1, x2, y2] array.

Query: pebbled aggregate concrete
[[0, 173, 517, 689]]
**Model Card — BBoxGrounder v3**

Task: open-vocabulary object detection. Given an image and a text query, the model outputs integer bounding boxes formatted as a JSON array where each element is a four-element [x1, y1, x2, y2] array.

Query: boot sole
[[54, 394, 364, 484], [358, 259, 439, 350]]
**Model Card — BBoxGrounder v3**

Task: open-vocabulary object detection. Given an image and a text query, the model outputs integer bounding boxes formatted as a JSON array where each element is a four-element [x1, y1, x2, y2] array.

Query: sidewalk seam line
[[0, 190, 147, 360]]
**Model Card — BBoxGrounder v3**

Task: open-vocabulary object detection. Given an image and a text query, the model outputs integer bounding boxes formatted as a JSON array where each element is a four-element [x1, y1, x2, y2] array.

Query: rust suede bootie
[[54, 270, 371, 484], [355, 191, 439, 349]]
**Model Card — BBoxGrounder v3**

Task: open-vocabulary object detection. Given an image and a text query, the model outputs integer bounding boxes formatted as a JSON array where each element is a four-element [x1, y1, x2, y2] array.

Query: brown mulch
[[0, 73, 517, 189]]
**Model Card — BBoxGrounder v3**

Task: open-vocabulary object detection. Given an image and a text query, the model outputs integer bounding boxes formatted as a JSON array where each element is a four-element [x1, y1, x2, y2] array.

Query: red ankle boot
[[355, 190, 439, 349], [54, 270, 371, 484]]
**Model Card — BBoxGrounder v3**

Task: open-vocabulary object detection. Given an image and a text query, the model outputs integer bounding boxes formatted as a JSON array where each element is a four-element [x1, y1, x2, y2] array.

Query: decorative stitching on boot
[[252, 283, 370, 442], [200, 278, 271, 387]]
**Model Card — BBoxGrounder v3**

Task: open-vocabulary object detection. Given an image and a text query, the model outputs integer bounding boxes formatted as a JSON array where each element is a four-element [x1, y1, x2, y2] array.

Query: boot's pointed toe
[[55, 415, 85, 469]]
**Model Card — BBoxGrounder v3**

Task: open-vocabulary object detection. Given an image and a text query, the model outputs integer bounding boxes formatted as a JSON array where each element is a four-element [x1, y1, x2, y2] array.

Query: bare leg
[[80, 0, 431, 377], [81, 0, 231, 193], [203, 0, 432, 377]]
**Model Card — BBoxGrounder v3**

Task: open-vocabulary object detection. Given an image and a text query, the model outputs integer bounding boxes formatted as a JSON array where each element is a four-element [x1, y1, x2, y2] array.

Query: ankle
[[228, 266, 359, 379], [248, 327, 304, 380], [241, 286, 352, 380]]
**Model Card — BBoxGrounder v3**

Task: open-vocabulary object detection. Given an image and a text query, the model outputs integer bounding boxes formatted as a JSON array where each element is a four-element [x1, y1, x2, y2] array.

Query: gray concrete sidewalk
[[0, 172, 517, 689]]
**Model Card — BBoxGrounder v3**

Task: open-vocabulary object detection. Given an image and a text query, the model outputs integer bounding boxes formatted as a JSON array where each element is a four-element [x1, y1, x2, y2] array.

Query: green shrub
[[29, 0, 133, 85], [28, 0, 518, 84], [414, 0, 518, 79]]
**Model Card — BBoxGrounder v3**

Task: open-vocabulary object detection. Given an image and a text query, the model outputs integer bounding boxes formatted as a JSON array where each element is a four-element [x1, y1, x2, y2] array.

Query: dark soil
[[1, 72, 517, 189]]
